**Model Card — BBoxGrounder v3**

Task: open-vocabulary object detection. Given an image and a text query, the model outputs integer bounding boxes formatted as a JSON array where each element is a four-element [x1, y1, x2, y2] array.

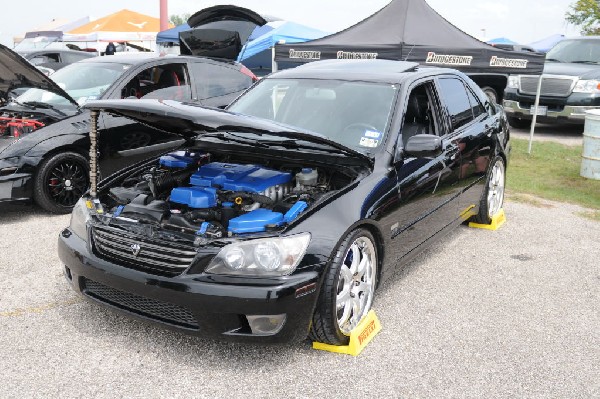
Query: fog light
[[246, 314, 287, 335]]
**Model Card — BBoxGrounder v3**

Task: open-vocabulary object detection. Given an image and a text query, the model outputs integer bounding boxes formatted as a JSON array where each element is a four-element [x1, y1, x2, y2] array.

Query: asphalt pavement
[[1, 190, 599, 398]]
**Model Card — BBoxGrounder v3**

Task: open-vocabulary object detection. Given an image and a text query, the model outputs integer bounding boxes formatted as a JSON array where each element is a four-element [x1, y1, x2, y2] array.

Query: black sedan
[[0, 44, 256, 213], [58, 59, 509, 345]]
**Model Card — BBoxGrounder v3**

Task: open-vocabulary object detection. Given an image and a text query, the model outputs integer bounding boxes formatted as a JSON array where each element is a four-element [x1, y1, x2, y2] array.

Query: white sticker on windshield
[[364, 130, 381, 138], [359, 137, 379, 148]]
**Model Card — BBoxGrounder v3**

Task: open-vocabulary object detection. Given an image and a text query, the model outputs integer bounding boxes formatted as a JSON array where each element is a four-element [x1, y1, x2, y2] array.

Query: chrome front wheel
[[310, 229, 378, 345], [476, 156, 505, 224]]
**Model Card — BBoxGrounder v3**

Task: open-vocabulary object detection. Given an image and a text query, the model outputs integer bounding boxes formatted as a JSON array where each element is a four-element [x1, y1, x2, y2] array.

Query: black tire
[[310, 228, 378, 345], [476, 156, 505, 224], [481, 86, 498, 104], [507, 116, 532, 129], [33, 152, 89, 214]]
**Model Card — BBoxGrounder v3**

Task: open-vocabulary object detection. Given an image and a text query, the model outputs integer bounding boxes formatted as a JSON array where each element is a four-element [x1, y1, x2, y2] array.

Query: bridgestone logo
[[489, 56, 528, 68], [289, 49, 321, 60], [426, 52, 473, 66], [336, 51, 379, 60]]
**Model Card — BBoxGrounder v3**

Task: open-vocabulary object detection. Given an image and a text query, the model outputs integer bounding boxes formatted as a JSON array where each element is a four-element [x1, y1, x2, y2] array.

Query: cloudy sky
[[1, 0, 581, 48]]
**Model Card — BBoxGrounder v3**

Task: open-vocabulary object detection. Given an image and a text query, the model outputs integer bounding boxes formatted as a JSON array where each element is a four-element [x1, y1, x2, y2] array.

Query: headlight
[[507, 75, 520, 89], [573, 79, 600, 93], [205, 233, 311, 276], [69, 198, 91, 240]]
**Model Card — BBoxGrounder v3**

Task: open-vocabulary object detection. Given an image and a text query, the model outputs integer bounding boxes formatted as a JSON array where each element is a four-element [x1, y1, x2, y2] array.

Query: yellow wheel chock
[[468, 208, 506, 230], [312, 310, 382, 356]]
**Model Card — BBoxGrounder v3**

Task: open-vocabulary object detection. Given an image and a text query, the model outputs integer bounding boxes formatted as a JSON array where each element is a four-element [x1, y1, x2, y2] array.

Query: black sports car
[[0, 44, 256, 213], [58, 59, 509, 345]]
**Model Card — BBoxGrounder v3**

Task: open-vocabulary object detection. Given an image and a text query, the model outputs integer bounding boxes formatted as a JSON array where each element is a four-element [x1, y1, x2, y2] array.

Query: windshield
[[14, 36, 58, 51], [16, 61, 130, 106], [228, 78, 398, 154], [546, 39, 600, 63]]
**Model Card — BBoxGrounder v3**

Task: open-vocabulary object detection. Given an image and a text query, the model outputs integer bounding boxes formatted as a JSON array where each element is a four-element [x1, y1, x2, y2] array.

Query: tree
[[566, 0, 600, 35], [170, 13, 191, 26]]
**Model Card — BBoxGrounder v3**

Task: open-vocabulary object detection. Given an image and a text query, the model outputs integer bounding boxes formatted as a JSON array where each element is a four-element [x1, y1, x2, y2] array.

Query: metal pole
[[528, 74, 544, 154], [89, 110, 99, 198], [272, 45, 278, 72]]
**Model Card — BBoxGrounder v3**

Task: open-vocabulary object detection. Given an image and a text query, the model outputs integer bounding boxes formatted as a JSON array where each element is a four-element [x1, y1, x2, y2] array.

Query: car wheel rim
[[336, 236, 376, 335], [47, 161, 87, 207], [487, 160, 505, 218]]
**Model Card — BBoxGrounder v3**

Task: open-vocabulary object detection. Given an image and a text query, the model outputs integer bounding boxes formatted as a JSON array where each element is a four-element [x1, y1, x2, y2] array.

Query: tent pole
[[527, 74, 544, 154], [272, 45, 278, 72]]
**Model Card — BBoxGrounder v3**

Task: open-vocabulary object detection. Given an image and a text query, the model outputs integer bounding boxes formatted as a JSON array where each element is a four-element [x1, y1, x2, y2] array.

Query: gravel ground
[[0, 195, 598, 398]]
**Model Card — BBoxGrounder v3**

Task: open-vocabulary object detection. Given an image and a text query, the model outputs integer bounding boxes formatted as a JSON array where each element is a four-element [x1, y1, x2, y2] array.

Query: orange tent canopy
[[65, 9, 173, 42]]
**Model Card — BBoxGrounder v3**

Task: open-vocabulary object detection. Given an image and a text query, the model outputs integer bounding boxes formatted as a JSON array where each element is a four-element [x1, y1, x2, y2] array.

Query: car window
[[465, 86, 486, 119], [63, 52, 92, 63], [401, 81, 440, 147], [120, 63, 191, 101], [189, 62, 252, 100], [437, 77, 474, 131]]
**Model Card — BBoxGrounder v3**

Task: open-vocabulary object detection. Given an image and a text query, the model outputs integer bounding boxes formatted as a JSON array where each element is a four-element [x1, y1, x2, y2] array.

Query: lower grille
[[519, 75, 576, 97], [83, 278, 199, 329], [92, 225, 197, 277]]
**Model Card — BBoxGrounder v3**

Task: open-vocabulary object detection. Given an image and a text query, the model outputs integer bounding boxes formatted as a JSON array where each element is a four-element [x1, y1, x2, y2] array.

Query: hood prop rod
[[89, 110, 99, 198]]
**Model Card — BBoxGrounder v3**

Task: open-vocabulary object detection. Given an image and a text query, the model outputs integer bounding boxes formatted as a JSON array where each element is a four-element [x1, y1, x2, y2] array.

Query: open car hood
[[180, 5, 267, 59], [0, 43, 78, 106], [84, 99, 371, 163]]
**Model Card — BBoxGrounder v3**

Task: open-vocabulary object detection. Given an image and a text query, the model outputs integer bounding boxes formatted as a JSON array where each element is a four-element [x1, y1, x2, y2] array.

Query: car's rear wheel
[[481, 86, 499, 104], [507, 116, 532, 129], [33, 152, 89, 214], [310, 228, 378, 345], [476, 156, 505, 224]]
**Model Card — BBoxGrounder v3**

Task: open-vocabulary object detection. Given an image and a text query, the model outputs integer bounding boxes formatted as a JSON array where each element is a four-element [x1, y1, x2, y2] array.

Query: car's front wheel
[[33, 151, 89, 214], [310, 228, 378, 345]]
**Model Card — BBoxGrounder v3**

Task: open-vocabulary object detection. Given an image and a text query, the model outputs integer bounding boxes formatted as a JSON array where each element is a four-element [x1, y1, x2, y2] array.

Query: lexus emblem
[[130, 243, 141, 256]]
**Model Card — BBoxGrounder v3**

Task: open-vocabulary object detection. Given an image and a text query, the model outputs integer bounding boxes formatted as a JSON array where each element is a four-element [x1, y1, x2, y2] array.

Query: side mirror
[[404, 134, 443, 158]]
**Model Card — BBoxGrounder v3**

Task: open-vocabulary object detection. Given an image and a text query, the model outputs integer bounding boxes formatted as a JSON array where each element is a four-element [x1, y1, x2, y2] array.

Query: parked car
[[503, 36, 600, 128], [0, 44, 257, 213], [58, 59, 510, 345], [19, 48, 97, 74]]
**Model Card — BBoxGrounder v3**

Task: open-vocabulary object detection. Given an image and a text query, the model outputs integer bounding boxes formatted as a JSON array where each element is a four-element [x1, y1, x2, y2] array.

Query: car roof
[[76, 53, 239, 67], [271, 59, 451, 84], [19, 49, 96, 57]]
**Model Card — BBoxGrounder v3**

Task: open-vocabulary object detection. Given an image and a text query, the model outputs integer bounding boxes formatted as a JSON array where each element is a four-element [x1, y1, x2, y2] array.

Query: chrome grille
[[92, 225, 197, 277], [83, 278, 199, 329], [519, 75, 576, 97]]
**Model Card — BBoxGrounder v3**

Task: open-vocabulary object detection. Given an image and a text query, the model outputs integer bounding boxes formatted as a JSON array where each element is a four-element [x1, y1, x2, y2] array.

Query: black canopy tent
[[274, 0, 544, 76]]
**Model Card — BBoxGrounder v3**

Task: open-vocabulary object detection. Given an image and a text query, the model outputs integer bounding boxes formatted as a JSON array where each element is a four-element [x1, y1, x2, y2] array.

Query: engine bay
[[0, 112, 46, 138], [98, 150, 355, 240]]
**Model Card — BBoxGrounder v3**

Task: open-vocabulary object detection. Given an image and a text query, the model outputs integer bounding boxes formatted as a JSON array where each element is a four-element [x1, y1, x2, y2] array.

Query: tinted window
[[121, 63, 191, 101], [438, 78, 473, 131], [190, 62, 252, 100], [465, 87, 486, 119]]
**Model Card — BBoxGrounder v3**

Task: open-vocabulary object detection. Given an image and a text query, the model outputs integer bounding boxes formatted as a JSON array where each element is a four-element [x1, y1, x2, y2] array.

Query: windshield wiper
[[201, 132, 270, 148], [545, 58, 562, 62], [20, 101, 68, 117], [570, 60, 600, 64]]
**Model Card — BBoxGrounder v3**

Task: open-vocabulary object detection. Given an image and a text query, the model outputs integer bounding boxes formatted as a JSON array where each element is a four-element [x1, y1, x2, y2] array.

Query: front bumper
[[503, 99, 599, 124], [0, 172, 33, 202], [58, 228, 322, 343]]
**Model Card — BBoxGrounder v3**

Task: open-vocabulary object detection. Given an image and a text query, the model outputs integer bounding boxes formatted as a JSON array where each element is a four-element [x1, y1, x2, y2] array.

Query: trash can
[[581, 110, 600, 180]]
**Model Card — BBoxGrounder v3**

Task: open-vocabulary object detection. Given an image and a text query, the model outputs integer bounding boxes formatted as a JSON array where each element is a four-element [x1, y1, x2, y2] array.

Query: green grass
[[507, 138, 600, 210]]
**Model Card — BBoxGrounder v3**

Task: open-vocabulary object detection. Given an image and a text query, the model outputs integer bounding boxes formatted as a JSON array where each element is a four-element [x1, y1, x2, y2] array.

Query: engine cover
[[190, 163, 292, 193]]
